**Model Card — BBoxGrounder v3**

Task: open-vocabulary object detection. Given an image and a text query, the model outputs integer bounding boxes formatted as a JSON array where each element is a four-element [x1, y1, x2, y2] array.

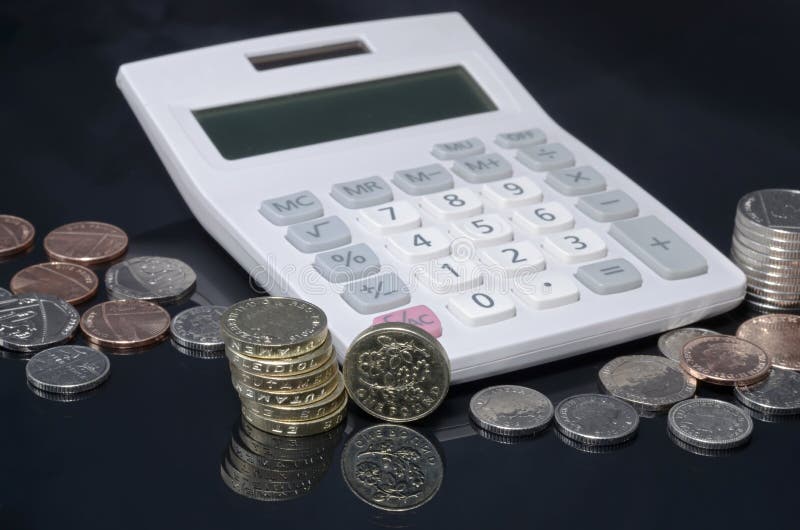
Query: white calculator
[[117, 12, 745, 382]]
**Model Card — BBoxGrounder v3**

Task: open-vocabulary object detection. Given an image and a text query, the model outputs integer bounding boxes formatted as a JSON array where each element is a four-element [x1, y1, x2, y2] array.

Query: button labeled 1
[[542, 228, 607, 264], [448, 291, 516, 326], [415, 257, 483, 294]]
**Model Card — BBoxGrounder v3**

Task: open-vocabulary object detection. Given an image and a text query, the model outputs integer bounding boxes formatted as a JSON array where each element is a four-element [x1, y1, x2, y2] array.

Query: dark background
[[2, 1, 800, 528]]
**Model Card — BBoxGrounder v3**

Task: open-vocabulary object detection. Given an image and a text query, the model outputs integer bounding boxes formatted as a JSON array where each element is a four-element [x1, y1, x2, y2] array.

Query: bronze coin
[[44, 221, 128, 265], [681, 335, 771, 386], [81, 299, 170, 350], [736, 314, 800, 371], [10, 262, 98, 305], [0, 215, 35, 257]]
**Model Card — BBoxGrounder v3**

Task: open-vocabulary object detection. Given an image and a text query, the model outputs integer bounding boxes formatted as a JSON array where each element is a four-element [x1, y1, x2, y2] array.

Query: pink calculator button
[[372, 305, 442, 338]]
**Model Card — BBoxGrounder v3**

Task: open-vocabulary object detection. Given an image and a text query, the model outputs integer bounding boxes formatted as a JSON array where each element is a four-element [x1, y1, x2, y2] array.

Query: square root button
[[372, 305, 442, 338], [342, 272, 410, 314]]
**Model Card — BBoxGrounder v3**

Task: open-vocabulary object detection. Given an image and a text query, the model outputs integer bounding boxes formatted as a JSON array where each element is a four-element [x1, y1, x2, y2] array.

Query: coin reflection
[[220, 415, 343, 502], [26, 382, 104, 403], [666, 430, 747, 457], [341, 424, 444, 512], [554, 429, 633, 454]]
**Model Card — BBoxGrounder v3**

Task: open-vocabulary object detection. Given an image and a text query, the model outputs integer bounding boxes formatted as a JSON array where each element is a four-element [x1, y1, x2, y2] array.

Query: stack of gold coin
[[221, 297, 347, 437], [731, 189, 800, 313]]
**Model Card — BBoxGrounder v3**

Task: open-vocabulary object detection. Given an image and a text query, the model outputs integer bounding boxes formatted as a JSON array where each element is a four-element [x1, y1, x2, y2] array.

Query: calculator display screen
[[193, 66, 497, 160]]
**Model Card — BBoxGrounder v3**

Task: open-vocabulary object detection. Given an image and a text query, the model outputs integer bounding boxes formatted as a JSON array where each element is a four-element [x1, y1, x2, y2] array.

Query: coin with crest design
[[105, 256, 196, 304], [343, 322, 450, 422]]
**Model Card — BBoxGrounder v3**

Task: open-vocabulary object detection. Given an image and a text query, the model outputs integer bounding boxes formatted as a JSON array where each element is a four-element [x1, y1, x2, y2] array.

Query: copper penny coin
[[10, 262, 99, 305], [43, 221, 128, 265], [736, 314, 800, 371], [81, 299, 170, 350], [0, 215, 35, 257], [681, 335, 771, 386]]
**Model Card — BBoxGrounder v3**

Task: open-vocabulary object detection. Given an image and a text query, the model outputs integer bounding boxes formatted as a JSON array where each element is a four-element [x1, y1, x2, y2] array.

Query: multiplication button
[[609, 216, 708, 280], [448, 290, 516, 326], [259, 190, 323, 226], [342, 272, 410, 314], [516, 143, 574, 171], [575, 258, 642, 294]]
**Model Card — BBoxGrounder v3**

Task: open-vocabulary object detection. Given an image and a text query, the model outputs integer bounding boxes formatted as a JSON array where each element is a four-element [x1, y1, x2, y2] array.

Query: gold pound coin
[[241, 398, 347, 437], [230, 354, 338, 393], [234, 372, 342, 407], [225, 333, 333, 376]]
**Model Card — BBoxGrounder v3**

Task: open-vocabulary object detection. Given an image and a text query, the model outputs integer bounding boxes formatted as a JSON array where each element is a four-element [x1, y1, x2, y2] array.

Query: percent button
[[314, 243, 381, 283]]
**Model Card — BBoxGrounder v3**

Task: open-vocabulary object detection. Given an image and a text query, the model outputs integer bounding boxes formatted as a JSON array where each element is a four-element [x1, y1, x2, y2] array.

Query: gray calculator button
[[259, 190, 323, 226], [331, 176, 393, 209], [285, 216, 351, 253], [575, 258, 643, 295], [546, 166, 606, 195], [393, 164, 453, 195], [609, 216, 708, 280], [516, 142, 575, 171], [341, 272, 411, 314], [577, 190, 639, 222], [452, 153, 513, 183], [431, 137, 485, 160], [314, 243, 381, 283], [495, 128, 546, 149]]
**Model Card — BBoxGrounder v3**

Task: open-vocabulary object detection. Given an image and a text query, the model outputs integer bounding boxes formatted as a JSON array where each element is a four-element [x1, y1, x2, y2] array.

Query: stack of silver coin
[[221, 297, 347, 437], [731, 189, 800, 313]]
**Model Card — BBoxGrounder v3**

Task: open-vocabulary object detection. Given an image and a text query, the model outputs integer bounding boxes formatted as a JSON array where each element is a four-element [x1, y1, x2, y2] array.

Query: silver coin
[[733, 232, 800, 260], [554, 394, 639, 446], [0, 287, 12, 300], [735, 221, 800, 250], [657, 328, 720, 362], [341, 424, 444, 512], [26, 345, 110, 394], [0, 294, 80, 352], [105, 256, 196, 304], [668, 398, 753, 450], [736, 189, 800, 238], [731, 238, 800, 268], [735, 367, 800, 415], [469, 385, 553, 436], [170, 305, 226, 351], [170, 339, 225, 359], [599, 355, 697, 412]]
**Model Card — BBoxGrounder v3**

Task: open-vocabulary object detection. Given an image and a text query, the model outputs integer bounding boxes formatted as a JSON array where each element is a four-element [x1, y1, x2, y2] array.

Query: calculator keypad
[[451, 152, 513, 183], [259, 126, 709, 322]]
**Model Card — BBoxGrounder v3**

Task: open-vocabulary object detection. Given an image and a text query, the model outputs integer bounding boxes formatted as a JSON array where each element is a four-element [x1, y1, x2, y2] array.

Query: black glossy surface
[[3, 2, 800, 528]]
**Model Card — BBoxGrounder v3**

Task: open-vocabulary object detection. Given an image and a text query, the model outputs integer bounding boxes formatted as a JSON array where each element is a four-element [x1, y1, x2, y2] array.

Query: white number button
[[480, 241, 546, 277], [513, 201, 574, 235], [449, 214, 513, 247], [386, 227, 450, 264], [481, 177, 543, 209], [448, 291, 516, 326], [358, 200, 421, 235], [542, 228, 607, 264], [414, 257, 484, 294], [419, 187, 483, 221], [514, 271, 580, 310]]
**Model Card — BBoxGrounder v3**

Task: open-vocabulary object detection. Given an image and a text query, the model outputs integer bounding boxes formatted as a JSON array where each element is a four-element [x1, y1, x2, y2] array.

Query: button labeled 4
[[386, 227, 450, 263], [543, 228, 607, 264]]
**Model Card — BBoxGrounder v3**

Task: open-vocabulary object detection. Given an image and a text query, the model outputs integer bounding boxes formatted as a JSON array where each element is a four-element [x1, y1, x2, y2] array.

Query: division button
[[341, 272, 410, 314], [609, 216, 708, 280], [331, 176, 393, 208], [285, 216, 351, 253], [575, 258, 643, 295], [259, 190, 323, 225], [516, 143, 575, 171]]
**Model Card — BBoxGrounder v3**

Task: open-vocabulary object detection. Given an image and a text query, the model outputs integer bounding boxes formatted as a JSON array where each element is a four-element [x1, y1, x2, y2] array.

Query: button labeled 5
[[449, 214, 513, 247]]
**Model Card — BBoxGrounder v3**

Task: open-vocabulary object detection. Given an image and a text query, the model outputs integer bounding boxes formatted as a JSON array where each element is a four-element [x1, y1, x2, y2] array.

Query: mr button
[[331, 177, 393, 209]]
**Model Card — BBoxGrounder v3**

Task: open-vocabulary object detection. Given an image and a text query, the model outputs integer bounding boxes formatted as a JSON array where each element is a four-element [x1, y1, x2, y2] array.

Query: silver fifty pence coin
[[26, 345, 110, 394], [0, 294, 80, 352], [105, 256, 196, 304], [554, 394, 639, 446], [668, 398, 753, 450], [736, 189, 800, 238], [657, 328, 720, 363], [170, 305, 227, 351], [469, 385, 553, 436], [734, 367, 800, 416], [599, 355, 697, 412], [0, 287, 12, 300]]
